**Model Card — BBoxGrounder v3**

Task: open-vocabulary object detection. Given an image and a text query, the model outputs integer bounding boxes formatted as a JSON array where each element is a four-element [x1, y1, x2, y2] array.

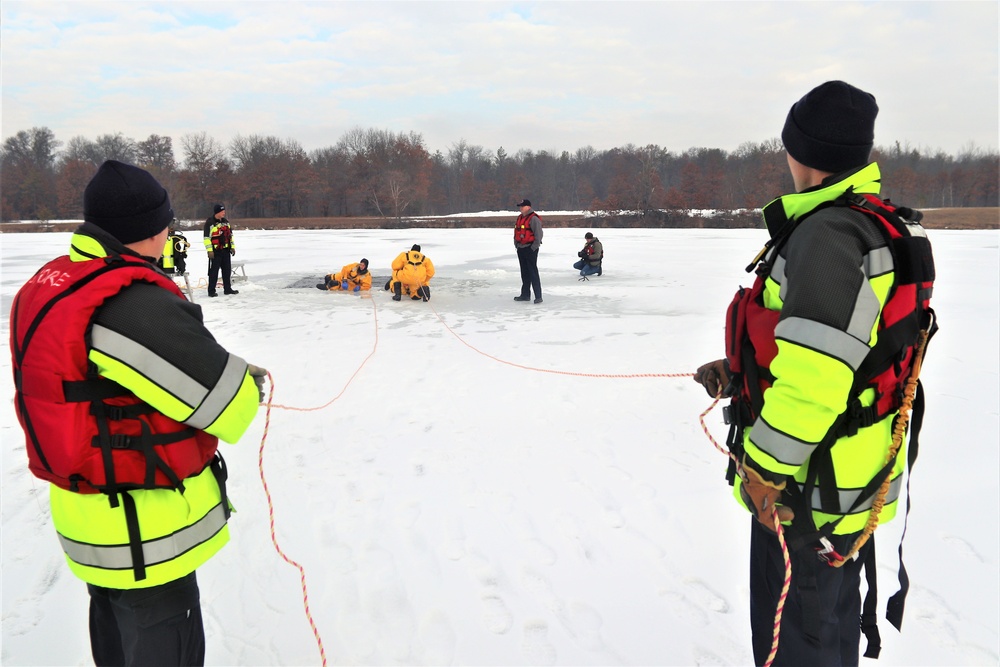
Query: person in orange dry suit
[[317, 258, 372, 292], [386, 245, 435, 301]]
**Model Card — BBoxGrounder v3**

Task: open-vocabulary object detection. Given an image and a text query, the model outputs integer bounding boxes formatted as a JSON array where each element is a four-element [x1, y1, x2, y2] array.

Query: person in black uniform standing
[[203, 204, 238, 297]]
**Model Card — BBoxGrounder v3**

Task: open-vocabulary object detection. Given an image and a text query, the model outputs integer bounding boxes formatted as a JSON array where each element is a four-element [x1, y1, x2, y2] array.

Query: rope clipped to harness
[[829, 326, 930, 568], [700, 394, 791, 667]]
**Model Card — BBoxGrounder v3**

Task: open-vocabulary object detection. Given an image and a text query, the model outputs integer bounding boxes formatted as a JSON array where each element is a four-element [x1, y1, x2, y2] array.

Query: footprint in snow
[[415, 609, 456, 664], [564, 601, 606, 651], [481, 593, 513, 634], [681, 576, 731, 613], [521, 620, 557, 666]]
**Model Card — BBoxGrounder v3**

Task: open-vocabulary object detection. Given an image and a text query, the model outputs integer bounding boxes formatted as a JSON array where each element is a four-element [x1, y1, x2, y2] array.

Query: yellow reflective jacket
[[12, 224, 260, 588], [734, 163, 921, 534]]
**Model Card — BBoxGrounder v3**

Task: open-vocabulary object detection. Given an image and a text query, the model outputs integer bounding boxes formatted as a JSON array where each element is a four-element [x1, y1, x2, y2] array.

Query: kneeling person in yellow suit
[[387, 244, 435, 301], [317, 258, 372, 292]]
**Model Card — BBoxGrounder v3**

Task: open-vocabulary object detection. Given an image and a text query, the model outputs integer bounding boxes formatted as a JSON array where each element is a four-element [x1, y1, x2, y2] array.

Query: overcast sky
[[2, 1, 997, 160]]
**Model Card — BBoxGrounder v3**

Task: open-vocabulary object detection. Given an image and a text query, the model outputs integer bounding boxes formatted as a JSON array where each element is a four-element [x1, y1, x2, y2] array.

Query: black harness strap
[[886, 378, 926, 632], [136, 419, 187, 493], [861, 536, 882, 658], [210, 452, 231, 520], [119, 490, 146, 581], [91, 402, 121, 509], [63, 377, 133, 402], [796, 550, 824, 646]]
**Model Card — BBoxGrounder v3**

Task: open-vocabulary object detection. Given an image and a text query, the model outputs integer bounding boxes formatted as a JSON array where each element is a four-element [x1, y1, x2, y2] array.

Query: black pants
[[88, 572, 205, 667], [749, 519, 870, 667], [516, 246, 541, 299], [208, 250, 232, 295]]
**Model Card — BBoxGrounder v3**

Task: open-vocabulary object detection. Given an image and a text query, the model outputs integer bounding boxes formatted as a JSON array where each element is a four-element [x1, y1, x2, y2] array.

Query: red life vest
[[725, 193, 936, 436], [211, 222, 233, 250], [11, 254, 218, 495], [514, 212, 539, 244]]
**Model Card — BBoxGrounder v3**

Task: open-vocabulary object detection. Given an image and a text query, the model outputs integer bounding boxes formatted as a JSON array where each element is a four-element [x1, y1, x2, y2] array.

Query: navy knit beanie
[[84, 160, 174, 244], [781, 81, 879, 174]]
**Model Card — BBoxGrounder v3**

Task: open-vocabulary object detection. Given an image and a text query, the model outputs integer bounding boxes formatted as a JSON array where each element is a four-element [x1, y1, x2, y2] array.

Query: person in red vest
[[10, 160, 267, 666], [513, 198, 543, 303], [694, 81, 936, 666]]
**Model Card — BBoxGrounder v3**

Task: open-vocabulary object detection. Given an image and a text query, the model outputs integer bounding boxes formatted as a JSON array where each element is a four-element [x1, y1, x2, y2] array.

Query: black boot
[[392, 283, 402, 301], [421, 285, 430, 301]]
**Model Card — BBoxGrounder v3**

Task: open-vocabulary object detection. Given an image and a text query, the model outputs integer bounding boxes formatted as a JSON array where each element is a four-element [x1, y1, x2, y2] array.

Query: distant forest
[[2, 126, 997, 223]]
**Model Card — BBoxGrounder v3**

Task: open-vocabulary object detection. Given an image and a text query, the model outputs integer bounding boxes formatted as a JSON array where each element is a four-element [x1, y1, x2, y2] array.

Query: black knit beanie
[[84, 160, 174, 244], [781, 81, 879, 174], [411, 244, 421, 252]]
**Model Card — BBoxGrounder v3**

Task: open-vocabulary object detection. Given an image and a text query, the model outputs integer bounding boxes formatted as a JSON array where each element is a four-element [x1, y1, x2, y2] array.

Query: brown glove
[[207, 251, 215, 260], [693, 359, 731, 398], [739, 455, 794, 531]]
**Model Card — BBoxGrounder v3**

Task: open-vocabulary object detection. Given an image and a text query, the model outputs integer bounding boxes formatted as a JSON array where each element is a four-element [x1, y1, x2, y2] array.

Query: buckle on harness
[[109, 434, 133, 449], [722, 404, 734, 425], [841, 399, 877, 438], [105, 405, 127, 421], [815, 537, 856, 565]]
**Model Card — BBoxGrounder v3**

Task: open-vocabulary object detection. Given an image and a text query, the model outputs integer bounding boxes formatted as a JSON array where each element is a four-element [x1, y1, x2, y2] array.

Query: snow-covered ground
[[2, 226, 997, 666]]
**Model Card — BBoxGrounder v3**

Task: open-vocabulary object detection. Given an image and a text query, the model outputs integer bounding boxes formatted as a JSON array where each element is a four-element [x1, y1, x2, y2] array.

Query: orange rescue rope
[[700, 396, 791, 667]]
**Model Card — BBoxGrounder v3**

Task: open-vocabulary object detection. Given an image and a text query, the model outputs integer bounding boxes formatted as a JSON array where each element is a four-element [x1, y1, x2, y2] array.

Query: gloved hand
[[341, 280, 349, 291], [739, 455, 794, 531], [578, 250, 586, 258], [247, 364, 268, 403], [353, 285, 361, 292], [207, 251, 215, 260], [694, 359, 731, 398], [230, 248, 236, 256]]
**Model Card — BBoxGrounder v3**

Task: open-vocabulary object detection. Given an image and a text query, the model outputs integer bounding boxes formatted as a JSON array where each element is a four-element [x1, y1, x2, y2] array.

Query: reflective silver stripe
[[806, 473, 903, 514], [902, 219, 927, 238], [863, 246, 894, 279], [186, 354, 246, 430], [91, 324, 208, 407], [57, 503, 227, 571], [845, 280, 881, 345], [775, 317, 872, 371], [749, 417, 815, 467], [771, 254, 788, 302]]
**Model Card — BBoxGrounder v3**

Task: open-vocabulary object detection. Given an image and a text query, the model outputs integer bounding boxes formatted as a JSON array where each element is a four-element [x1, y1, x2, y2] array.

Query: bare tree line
[[2, 126, 997, 223]]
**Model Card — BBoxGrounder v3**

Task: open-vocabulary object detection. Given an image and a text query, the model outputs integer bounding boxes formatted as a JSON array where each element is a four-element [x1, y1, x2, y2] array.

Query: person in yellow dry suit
[[316, 258, 372, 292], [386, 244, 435, 301]]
